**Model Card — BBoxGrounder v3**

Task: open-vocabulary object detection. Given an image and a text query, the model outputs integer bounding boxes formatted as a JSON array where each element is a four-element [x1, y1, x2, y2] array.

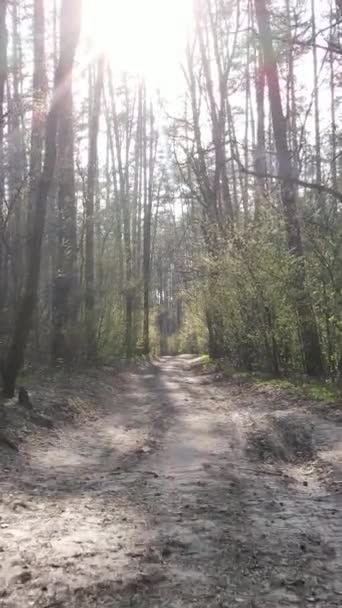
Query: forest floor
[[0, 355, 341, 607]]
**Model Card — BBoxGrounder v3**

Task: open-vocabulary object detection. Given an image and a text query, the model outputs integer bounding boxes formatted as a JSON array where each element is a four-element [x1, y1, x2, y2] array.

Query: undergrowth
[[199, 356, 342, 404]]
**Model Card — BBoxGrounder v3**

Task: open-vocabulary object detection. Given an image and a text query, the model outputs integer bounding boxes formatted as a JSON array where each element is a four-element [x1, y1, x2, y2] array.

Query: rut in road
[[0, 355, 341, 607]]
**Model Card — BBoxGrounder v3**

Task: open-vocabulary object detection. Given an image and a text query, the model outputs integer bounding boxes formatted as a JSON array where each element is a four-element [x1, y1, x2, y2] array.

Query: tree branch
[[233, 157, 342, 204]]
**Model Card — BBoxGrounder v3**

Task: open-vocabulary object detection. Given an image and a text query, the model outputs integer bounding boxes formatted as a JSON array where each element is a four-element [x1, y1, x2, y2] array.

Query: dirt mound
[[246, 413, 315, 464], [0, 364, 130, 452]]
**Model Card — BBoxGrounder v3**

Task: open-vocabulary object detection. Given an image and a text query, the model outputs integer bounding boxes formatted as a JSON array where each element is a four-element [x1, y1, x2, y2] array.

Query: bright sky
[[83, 0, 192, 96], [81, 0, 335, 148]]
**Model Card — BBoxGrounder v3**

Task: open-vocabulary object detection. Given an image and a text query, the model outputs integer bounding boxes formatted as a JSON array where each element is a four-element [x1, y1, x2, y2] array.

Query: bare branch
[[233, 156, 342, 204]]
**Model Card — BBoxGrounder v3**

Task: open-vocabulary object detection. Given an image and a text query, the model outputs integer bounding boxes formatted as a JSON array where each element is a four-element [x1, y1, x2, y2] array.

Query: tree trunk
[[51, 84, 78, 363], [51, 10, 79, 363], [311, 0, 322, 189], [132, 82, 143, 350], [85, 54, 104, 360], [254, 48, 267, 216], [29, 0, 47, 223], [143, 100, 156, 355], [0, 0, 7, 316], [1, 0, 82, 397], [8, 0, 25, 304], [329, 9, 337, 194], [107, 68, 135, 357], [254, 0, 323, 376]]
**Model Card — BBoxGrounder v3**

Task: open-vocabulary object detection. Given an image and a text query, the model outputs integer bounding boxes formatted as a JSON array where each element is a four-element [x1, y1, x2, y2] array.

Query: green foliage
[[179, 213, 297, 371], [97, 303, 126, 359], [176, 289, 208, 355], [174, 204, 342, 378], [254, 377, 342, 404], [196, 356, 341, 404]]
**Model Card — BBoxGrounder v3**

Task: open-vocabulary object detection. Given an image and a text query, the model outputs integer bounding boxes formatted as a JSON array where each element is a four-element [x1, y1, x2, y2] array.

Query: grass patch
[[198, 354, 212, 367], [198, 356, 342, 404], [17, 369, 34, 385], [253, 376, 342, 403], [219, 359, 342, 403]]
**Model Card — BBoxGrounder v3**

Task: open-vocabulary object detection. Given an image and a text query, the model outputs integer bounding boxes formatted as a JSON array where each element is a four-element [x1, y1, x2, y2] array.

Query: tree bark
[[51, 5, 79, 363], [143, 99, 156, 355], [254, 0, 323, 376], [0, 0, 7, 315], [254, 48, 267, 216], [1, 0, 82, 397], [29, 0, 47, 222], [8, 0, 25, 303], [85, 53, 104, 360], [311, 0, 322, 188]]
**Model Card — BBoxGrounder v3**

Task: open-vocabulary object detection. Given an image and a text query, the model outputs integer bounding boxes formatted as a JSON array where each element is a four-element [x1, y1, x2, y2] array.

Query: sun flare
[[84, 0, 192, 90]]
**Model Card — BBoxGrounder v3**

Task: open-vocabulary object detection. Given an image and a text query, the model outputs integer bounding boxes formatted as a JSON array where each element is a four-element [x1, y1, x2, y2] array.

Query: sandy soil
[[0, 355, 341, 607]]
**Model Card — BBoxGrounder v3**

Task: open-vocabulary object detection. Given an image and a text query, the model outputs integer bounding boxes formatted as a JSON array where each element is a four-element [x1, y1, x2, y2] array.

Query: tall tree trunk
[[196, 1, 234, 224], [9, 0, 25, 303], [1, 0, 83, 397], [329, 9, 337, 194], [51, 4, 80, 364], [143, 98, 154, 354], [254, 48, 267, 216], [85, 54, 104, 360], [29, 0, 47, 223], [243, 0, 252, 222], [132, 81, 143, 349], [28, 0, 48, 361], [254, 0, 323, 376], [285, 0, 299, 178], [311, 0, 322, 189], [0, 0, 7, 315], [108, 67, 135, 357], [123, 76, 134, 357], [184, 33, 226, 359]]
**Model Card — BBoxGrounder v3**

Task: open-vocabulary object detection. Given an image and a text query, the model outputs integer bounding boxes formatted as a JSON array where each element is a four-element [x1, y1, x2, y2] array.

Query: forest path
[[0, 356, 341, 607]]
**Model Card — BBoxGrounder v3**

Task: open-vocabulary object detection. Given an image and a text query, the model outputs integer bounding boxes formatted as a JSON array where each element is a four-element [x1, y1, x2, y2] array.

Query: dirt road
[[0, 356, 341, 607]]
